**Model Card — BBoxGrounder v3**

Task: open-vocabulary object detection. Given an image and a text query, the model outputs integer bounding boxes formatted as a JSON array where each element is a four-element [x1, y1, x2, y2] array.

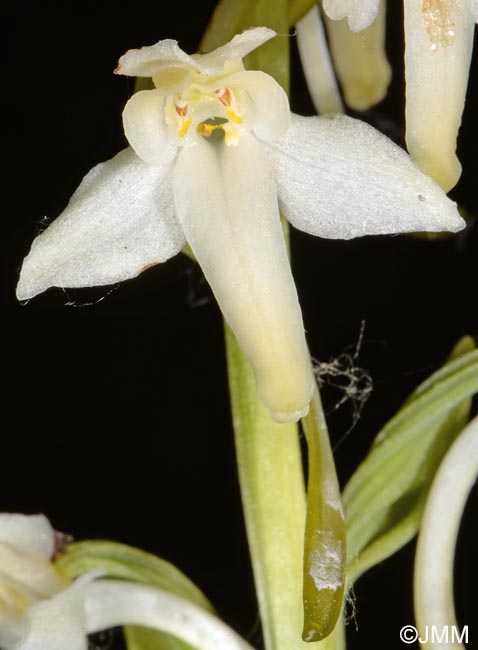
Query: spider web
[[312, 321, 373, 449]]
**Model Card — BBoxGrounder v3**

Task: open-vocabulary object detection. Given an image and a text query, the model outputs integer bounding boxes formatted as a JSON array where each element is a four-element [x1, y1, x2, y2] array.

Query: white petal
[[151, 67, 193, 95], [0, 608, 25, 650], [0, 515, 55, 560], [122, 90, 177, 165], [224, 70, 290, 142], [196, 28, 276, 74], [324, 0, 391, 111], [17, 148, 184, 301], [267, 114, 465, 239], [85, 580, 255, 650], [0, 515, 67, 604], [115, 29, 276, 80], [404, 0, 475, 191], [115, 39, 195, 77], [15, 573, 99, 650], [414, 416, 478, 646], [323, 0, 380, 31], [0, 545, 67, 602], [173, 134, 313, 423], [296, 6, 344, 115]]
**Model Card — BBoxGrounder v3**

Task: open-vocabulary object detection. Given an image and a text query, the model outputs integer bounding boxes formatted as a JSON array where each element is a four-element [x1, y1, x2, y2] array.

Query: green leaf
[[124, 627, 192, 650], [288, 0, 319, 26], [344, 337, 477, 585], [57, 540, 213, 650], [200, 0, 252, 52], [134, 77, 154, 93]]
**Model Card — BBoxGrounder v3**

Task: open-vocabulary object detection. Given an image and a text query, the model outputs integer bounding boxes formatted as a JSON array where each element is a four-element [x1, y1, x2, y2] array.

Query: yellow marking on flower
[[226, 109, 243, 124], [197, 121, 241, 146], [179, 118, 192, 137], [422, 0, 456, 50], [197, 122, 222, 137], [223, 124, 240, 146], [0, 584, 31, 613]]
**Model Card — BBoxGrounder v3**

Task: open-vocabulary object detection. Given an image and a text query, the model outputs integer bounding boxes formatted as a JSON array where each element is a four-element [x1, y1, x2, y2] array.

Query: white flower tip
[[414, 192, 466, 234], [271, 403, 310, 424], [16, 247, 58, 301], [16, 271, 40, 301], [114, 27, 277, 80], [0, 513, 56, 559], [343, 79, 388, 112], [404, 0, 474, 194], [258, 371, 314, 424], [446, 210, 466, 233], [323, 0, 380, 32], [223, 26, 277, 57], [411, 150, 462, 194]]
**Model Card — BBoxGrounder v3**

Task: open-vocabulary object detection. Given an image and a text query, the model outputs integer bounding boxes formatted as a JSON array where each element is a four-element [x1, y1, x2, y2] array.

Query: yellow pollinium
[[197, 121, 241, 146], [197, 122, 224, 137], [178, 118, 192, 138], [226, 109, 243, 124]]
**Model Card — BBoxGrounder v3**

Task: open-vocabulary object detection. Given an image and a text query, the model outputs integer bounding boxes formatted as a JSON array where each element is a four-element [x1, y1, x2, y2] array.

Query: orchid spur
[[16, 27, 464, 423]]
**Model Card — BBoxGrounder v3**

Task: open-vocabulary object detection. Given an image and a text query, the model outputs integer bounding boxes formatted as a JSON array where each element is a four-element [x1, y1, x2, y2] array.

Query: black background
[[4, 2, 478, 649]]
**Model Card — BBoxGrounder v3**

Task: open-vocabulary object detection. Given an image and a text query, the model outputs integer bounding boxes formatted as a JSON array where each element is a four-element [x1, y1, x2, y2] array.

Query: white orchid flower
[[0, 513, 256, 650], [404, 0, 477, 191], [322, 1, 478, 191], [296, 6, 344, 114], [16, 27, 464, 423], [297, 2, 390, 113], [0, 512, 91, 650]]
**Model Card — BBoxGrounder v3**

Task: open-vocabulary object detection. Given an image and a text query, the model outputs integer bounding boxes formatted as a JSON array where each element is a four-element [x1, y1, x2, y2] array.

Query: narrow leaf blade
[[57, 540, 213, 650], [344, 338, 477, 585]]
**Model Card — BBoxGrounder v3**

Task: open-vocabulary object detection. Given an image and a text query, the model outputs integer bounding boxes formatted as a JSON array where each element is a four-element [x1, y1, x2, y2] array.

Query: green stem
[[225, 325, 309, 650], [226, 325, 347, 649], [288, 0, 320, 26]]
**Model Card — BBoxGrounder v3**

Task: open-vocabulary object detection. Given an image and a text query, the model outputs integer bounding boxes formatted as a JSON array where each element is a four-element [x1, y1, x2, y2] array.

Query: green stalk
[[226, 326, 346, 650], [288, 0, 320, 26], [225, 325, 309, 650]]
